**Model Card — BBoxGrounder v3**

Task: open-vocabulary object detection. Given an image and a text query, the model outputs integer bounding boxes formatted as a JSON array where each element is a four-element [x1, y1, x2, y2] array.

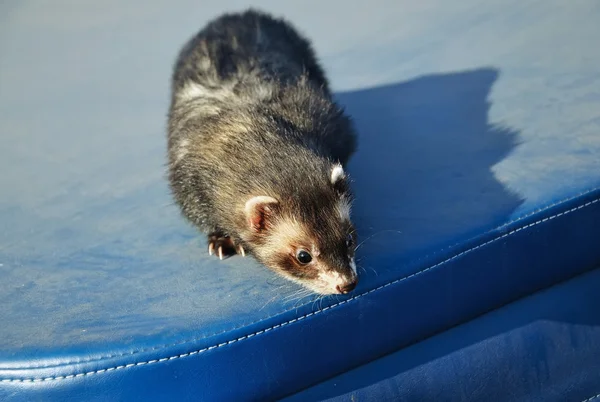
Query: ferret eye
[[295, 249, 312, 264]]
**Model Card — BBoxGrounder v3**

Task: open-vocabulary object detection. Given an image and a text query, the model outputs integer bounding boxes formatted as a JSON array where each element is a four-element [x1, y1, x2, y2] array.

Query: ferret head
[[242, 163, 358, 295]]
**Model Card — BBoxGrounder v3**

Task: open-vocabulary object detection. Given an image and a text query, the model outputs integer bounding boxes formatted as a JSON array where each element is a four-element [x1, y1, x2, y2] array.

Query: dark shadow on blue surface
[[283, 69, 600, 400], [336, 68, 522, 272], [279, 67, 533, 397]]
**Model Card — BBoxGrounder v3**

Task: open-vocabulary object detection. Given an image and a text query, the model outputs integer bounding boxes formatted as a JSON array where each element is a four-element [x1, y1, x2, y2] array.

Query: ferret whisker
[[318, 295, 327, 310], [354, 229, 403, 252], [283, 290, 302, 302], [293, 291, 314, 309], [268, 285, 290, 296], [284, 287, 312, 304], [260, 294, 281, 310], [291, 292, 311, 304], [260, 284, 295, 310], [311, 294, 321, 311], [357, 257, 377, 277]]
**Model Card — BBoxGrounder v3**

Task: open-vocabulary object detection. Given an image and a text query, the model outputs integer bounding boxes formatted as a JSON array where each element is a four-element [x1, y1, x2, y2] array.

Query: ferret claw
[[207, 233, 238, 260]]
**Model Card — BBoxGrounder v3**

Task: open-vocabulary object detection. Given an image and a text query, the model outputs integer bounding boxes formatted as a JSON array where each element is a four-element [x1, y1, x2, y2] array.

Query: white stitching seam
[[13, 186, 600, 370], [582, 393, 600, 402], [1, 196, 599, 383]]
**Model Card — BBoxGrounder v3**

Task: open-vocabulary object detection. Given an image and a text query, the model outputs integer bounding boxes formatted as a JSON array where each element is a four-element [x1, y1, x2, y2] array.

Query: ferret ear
[[245, 196, 279, 232], [330, 163, 346, 185], [330, 163, 349, 194]]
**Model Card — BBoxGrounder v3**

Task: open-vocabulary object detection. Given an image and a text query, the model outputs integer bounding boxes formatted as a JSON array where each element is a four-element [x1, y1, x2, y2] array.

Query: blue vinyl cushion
[[284, 267, 600, 402], [1, 1, 600, 401]]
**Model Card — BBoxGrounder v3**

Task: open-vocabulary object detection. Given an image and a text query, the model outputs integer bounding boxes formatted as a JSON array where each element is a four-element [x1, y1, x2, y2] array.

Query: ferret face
[[243, 164, 359, 295], [262, 211, 358, 295]]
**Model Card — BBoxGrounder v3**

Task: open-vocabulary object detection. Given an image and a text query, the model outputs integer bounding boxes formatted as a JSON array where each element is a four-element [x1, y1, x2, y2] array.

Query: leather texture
[[284, 267, 600, 402], [1, 0, 600, 401]]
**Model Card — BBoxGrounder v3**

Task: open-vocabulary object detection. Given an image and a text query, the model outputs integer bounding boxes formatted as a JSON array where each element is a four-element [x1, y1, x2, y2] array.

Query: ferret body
[[167, 9, 359, 295]]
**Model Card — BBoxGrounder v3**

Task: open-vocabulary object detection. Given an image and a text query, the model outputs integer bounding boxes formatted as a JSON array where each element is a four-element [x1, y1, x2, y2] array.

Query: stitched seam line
[[2, 196, 598, 383], [13, 186, 600, 371], [582, 393, 600, 402], [497, 186, 600, 228], [406, 185, 600, 269]]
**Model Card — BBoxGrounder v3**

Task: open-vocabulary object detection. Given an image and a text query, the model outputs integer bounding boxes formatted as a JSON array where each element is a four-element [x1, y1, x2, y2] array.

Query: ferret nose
[[336, 280, 357, 294]]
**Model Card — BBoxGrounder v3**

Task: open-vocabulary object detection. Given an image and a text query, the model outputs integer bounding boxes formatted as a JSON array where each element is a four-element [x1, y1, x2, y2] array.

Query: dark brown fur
[[167, 9, 359, 294]]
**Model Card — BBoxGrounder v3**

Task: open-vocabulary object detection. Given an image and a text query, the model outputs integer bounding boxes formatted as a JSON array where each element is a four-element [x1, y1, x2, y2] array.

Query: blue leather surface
[[284, 267, 600, 402], [1, 0, 600, 400]]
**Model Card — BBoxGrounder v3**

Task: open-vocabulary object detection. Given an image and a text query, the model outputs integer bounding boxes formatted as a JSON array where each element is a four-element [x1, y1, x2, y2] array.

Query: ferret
[[167, 9, 359, 295]]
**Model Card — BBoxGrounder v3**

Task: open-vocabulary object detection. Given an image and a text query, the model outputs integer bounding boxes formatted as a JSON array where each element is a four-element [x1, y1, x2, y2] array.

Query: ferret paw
[[207, 234, 240, 260]]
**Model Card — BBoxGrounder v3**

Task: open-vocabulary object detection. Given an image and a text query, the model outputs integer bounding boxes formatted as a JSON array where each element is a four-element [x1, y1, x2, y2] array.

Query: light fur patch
[[349, 258, 357, 275], [274, 219, 304, 243], [174, 139, 190, 164], [258, 217, 305, 258], [199, 56, 211, 72], [337, 198, 351, 221], [177, 82, 211, 101], [318, 270, 345, 291], [330, 164, 345, 184], [177, 81, 233, 103], [251, 84, 273, 101]]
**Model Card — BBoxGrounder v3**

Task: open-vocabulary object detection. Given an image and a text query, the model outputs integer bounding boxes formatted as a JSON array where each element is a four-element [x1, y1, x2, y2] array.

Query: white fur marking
[[337, 199, 351, 221], [318, 271, 345, 292], [330, 164, 345, 184], [350, 258, 357, 275]]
